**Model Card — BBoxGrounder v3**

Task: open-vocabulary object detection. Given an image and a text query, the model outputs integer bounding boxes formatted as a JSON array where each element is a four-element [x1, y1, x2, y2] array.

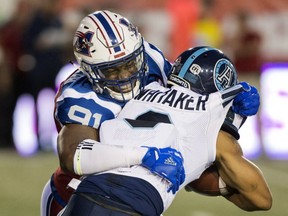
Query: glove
[[141, 147, 185, 194], [232, 82, 260, 117]]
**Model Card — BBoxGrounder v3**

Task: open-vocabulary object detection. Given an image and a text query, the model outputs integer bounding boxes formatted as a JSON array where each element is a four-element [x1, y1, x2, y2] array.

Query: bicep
[[216, 131, 256, 190], [215, 131, 243, 187]]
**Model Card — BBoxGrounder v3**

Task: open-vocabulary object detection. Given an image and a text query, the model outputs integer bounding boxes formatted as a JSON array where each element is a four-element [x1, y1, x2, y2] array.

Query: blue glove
[[141, 147, 185, 194], [232, 82, 260, 117]]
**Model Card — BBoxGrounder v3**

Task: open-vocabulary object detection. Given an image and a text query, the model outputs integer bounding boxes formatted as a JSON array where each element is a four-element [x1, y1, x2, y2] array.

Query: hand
[[141, 147, 185, 194], [232, 82, 260, 117]]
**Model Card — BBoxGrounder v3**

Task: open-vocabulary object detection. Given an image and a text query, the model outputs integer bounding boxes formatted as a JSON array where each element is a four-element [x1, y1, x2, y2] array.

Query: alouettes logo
[[74, 31, 94, 56]]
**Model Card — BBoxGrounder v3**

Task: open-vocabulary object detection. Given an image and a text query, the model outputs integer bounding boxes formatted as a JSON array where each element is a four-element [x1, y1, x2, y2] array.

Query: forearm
[[216, 131, 272, 211], [73, 139, 147, 175], [217, 158, 272, 211], [224, 189, 268, 211]]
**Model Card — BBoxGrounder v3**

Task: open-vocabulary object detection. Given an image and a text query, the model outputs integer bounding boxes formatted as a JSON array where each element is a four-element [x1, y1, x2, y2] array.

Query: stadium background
[[0, 0, 288, 215]]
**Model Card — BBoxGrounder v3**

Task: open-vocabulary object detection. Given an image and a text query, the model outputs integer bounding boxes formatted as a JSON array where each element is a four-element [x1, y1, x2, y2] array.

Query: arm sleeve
[[221, 108, 247, 140], [73, 139, 148, 175]]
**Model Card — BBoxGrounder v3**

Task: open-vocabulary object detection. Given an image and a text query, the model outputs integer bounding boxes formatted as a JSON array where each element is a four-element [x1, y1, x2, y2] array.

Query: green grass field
[[1, 149, 287, 216]]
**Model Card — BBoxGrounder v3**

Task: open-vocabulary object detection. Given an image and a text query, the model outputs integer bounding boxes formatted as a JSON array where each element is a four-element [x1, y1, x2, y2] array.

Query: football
[[185, 163, 221, 196]]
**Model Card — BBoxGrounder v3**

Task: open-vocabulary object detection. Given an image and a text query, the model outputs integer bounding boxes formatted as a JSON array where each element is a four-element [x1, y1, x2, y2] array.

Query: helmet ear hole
[[168, 46, 238, 95]]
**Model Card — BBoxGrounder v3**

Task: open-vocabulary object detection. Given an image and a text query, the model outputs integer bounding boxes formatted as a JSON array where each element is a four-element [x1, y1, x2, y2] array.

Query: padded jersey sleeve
[[221, 108, 247, 140], [219, 84, 247, 140], [144, 41, 172, 86], [54, 76, 122, 129]]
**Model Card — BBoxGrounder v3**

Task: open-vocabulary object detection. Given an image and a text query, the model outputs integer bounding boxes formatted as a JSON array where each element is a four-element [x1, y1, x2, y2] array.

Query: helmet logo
[[215, 59, 237, 90], [74, 31, 94, 56], [190, 64, 201, 75], [119, 18, 138, 37]]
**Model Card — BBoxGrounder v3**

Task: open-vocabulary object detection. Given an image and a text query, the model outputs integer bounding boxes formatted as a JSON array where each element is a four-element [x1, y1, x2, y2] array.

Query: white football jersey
[[99, 81, 243, 211]]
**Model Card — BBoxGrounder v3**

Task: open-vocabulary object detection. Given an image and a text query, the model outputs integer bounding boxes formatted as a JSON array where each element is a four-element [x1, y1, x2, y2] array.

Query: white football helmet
[[73, 10, 147, 102]]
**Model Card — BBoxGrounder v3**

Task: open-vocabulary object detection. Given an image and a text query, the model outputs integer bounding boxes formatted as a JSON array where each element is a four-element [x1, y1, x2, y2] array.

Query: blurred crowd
[[0, 0, 85, 147], [0, 0, 287, 149]]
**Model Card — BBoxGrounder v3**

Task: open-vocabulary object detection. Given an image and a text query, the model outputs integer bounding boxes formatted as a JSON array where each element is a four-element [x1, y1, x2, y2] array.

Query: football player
[[41, 10, 184, 216], [41, 10, 269, 216], [59, 47, 272, 215]]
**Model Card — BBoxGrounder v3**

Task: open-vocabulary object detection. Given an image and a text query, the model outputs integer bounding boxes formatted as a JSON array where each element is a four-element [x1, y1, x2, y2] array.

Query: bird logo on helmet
[[168, 46, 238, 95]]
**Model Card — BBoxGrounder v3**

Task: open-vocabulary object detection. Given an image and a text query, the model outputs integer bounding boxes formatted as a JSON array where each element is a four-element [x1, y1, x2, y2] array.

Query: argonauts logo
[[214, 59, 237, 90]]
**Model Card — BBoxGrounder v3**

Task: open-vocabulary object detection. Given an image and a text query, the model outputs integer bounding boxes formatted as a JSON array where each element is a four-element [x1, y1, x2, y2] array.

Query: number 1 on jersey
[[68, 105, 102, 128]]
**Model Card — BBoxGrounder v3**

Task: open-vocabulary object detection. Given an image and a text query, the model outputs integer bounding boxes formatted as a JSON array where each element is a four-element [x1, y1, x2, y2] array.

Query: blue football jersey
[[54, 41, 172, 131]]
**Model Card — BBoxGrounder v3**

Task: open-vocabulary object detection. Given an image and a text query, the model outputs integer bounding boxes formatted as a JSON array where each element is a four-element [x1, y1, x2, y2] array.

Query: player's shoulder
[[143, 40, 172, 85], [55, 69, 122, 127], [56, 70, 121, 109], [217, 130, 243, 156], [58, 70, 94, 98], [143, 41, 163, 56], [143, 41, 170, 67]]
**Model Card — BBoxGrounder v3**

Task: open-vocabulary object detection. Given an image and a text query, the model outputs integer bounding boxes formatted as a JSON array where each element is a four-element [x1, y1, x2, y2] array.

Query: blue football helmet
[[73, 10, 148, 102], [167, 46, 238, 94]]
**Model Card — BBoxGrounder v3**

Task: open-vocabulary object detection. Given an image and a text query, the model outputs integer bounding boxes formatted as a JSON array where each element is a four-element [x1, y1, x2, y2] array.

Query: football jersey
[[99, 81, 244, 211], [41, 41, 171, 216], [54, 41, 172, 131]]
